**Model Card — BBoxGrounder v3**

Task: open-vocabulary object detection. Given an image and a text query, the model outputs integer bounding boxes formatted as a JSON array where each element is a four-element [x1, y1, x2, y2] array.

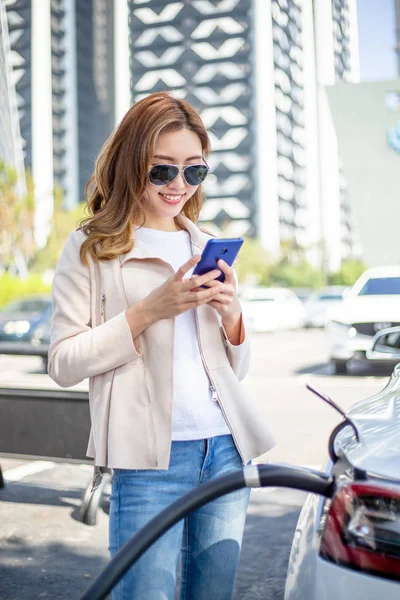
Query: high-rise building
[[0, 0, 26, 196], [4, 0, 360, 270], [128, 0, 256, 239], [126, 0, 360, 270], [312, 0, 360, 270], [4, 0, 115, 245]]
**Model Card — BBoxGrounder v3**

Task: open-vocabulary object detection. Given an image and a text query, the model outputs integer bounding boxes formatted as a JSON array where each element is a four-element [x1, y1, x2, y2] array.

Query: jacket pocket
[[107, 358, 157, 467]]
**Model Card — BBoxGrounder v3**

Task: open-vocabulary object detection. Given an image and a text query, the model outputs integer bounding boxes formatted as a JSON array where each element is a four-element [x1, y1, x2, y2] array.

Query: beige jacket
[[48, 215, 275, 469]]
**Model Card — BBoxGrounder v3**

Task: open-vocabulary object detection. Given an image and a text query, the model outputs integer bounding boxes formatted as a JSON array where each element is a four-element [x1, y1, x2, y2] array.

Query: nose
[[167, 171, 186, 190]]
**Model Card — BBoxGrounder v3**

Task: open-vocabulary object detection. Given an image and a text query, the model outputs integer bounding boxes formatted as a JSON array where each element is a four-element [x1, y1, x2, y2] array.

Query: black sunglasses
[[148, 162, 210, 186]]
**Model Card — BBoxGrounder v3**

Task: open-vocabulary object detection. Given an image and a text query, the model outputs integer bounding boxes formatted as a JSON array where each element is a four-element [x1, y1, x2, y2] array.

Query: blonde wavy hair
[[79, 92, 211, 264]]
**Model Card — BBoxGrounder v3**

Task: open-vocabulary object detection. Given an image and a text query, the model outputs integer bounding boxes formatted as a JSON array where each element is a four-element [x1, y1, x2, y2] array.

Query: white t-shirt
[[134, 226, 230, 440]]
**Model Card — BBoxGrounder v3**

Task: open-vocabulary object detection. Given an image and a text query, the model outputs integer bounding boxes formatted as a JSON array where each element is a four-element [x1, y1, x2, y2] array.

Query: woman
[[48, 92, 275, 600]]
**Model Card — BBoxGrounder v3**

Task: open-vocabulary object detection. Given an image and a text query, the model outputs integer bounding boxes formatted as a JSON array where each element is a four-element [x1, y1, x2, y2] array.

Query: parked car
[[291, 287, 313, 304], [303, 286, 348, 328], [240, 286, 305, 332], [326, 266, 400, 373], [284, 328, 400, 599], [0, 296, 52, 363], [367, 325, 400, 367]]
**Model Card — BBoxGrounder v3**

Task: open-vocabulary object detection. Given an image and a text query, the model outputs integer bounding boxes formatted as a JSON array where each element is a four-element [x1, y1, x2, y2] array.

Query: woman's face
[[143, 128, 204, 230]]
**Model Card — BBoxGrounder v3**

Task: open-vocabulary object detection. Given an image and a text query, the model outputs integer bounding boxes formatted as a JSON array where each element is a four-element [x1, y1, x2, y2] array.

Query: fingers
[[217, 259, 235, 283], [174, 255, 201, 281], [208, 292, 233, 305], [181, 269, 221, 291], [201, 279, 235, 297], [184, 284, 224, 305]]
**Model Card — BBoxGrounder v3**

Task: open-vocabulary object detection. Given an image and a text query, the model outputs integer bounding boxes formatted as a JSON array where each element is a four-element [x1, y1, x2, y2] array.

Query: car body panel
[[334, 367, 400, 480], [284, 368, 400, 599], [240, 287, 305, 332], [304, 286, 348, 328], [330, 296, 400, 326], [286, 548, 400, 599]]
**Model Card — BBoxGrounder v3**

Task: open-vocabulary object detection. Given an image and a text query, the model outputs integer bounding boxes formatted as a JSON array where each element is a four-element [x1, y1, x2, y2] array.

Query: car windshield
[[317, 294, 343, 301], [1, 299, 51, 314], [358, 277, 400, 296]]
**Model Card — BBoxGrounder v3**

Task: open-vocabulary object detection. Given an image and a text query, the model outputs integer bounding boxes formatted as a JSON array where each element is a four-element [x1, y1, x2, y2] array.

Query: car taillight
[[320, 482, 400, 581]]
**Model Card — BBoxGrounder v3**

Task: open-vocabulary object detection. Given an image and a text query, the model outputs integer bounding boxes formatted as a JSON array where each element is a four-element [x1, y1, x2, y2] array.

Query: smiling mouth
[[159, 193, 185, 205]]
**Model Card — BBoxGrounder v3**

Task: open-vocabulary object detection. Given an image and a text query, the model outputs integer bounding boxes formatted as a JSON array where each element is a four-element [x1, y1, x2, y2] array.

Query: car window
[[358, 277, 400, 296], [318, 294, 343, 301], [1, 299, 51, 314]]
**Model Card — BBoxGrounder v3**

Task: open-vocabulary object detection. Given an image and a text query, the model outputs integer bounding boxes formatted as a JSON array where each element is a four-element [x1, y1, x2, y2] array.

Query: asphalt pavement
[[0, 329, 392, 599]]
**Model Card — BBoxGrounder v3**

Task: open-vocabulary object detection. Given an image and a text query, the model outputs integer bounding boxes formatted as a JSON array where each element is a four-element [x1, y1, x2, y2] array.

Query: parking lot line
[[3, 460, 56, 481]]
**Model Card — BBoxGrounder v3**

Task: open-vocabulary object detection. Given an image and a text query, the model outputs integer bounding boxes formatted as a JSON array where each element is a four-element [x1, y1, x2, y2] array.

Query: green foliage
[[0, 272, 51, 309], [329, 259, 367, 286], [269, 260, 326, 289], [235, 237, 270, 285], [266, 239, 326, 289], [236, 236, 327, 289], [0, 161, 36, 272], [31, 189, 87, 273]]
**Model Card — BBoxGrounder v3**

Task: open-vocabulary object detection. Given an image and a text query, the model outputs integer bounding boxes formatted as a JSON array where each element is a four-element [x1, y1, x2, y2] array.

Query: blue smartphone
[[192, 237, 244, 283]]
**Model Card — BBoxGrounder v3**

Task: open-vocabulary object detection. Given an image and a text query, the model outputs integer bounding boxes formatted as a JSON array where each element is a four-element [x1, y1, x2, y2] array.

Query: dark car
[[0, 296, 52, 364]]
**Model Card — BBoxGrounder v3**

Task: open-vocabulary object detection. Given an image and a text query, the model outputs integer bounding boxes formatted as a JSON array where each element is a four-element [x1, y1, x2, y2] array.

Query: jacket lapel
[[176, 215, 211, 255]]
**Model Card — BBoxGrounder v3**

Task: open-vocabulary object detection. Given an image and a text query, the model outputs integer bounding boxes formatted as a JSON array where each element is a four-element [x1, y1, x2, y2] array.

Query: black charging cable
[[78, 463, 334, 600]]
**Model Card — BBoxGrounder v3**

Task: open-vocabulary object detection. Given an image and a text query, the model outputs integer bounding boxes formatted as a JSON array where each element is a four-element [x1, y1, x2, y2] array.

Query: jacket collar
[[119, 214, 210, 265]]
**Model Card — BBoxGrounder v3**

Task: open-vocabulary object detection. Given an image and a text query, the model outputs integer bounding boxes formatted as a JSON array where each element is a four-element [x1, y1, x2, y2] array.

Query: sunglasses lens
[[184, 165, 209, 185], [149, 165, 179, 185]]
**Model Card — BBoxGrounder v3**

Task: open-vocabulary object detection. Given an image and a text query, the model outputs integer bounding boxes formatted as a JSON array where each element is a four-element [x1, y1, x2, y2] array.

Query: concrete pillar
[[32, 0, 54, 247], [253, 0, 280, 257]]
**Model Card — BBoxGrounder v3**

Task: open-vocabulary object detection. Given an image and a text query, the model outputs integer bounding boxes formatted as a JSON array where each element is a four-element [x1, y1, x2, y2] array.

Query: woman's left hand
[[204, 259, 242, 323]]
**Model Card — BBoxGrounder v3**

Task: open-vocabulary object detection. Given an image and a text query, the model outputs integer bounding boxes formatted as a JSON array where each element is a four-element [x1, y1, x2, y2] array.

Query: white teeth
[[161, 194, 183, 200]]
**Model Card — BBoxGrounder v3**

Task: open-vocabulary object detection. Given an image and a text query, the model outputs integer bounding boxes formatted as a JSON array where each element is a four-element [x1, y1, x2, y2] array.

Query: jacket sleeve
[[219, 270, 250, 381], [220, 314, 251, 381], [48, 231, 140, 388]]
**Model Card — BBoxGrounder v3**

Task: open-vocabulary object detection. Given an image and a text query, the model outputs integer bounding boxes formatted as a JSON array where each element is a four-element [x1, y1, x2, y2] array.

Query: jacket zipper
[[194, 310, 246, 465], [100, 293, 106, 323]]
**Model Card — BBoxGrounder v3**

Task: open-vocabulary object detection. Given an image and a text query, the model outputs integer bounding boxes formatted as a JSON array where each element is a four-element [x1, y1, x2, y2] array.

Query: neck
[[141, 215, 181, 232]]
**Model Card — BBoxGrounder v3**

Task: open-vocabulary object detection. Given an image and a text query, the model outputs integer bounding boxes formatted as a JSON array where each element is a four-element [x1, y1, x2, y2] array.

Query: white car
[[326, 266, 400, 374], [285, 332, 400, 599], [240, 287, 305, 332], [304, 286, 348, 328]]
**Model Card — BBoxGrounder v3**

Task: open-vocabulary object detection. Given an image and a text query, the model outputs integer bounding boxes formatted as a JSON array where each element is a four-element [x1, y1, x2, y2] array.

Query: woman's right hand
[[140, 255, 223, 322], [124, 256, 224, 340]]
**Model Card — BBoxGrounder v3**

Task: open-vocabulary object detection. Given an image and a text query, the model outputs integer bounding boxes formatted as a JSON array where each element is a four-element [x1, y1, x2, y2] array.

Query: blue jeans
[[109, 434, 250, 600]]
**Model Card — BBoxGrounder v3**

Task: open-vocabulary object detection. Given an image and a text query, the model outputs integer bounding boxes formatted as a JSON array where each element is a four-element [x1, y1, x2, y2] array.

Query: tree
[[329, 259, 367, 286], [234, 237, 270, 285], [31, 187, 87, 273], [0, 161, 35, 278], [268, 239, 326, 289]]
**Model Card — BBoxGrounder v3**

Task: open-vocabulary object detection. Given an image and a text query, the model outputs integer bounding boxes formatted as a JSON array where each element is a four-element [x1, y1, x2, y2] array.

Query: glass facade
[[76, 0, 115, 200], [0, 0, 25, 192], [129, 0, 256, 237], [3, 0, 32, 172], [271, 0, 306, 245], [4, 0, 115, 205]]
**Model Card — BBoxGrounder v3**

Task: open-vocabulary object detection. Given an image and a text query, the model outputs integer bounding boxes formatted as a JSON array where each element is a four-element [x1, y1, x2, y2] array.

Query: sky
[[357, 0, 398, 80]]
